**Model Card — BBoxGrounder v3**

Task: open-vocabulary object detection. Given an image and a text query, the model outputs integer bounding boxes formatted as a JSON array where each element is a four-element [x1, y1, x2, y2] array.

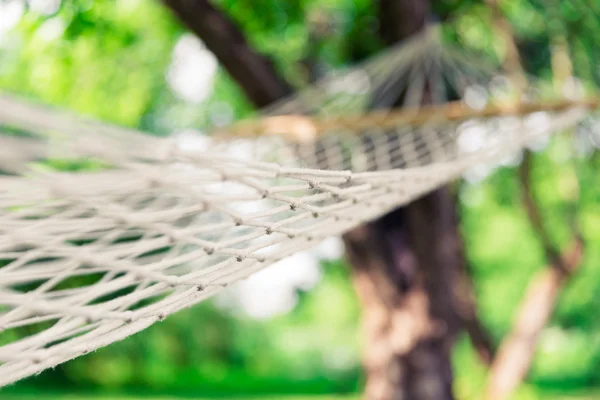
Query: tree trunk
[[345, 190, 467, 399], [341, 1, 486, 399]]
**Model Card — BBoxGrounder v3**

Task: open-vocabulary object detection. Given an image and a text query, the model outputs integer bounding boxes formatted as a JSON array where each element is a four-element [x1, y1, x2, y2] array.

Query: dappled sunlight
[[217, 237, 343, 319], [167, 34, 218, 104]]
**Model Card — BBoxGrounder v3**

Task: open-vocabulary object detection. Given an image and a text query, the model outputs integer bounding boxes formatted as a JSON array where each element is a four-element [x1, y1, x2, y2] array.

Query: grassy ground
[[3, 387, 600, 400], [0, 396, 356, 400]]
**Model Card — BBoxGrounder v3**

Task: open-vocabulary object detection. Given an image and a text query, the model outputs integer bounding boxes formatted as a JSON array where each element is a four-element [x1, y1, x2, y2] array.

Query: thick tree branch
[[484, 240, 584, 400], [162, 0, 293, 108], [485, 154, 585, 400]]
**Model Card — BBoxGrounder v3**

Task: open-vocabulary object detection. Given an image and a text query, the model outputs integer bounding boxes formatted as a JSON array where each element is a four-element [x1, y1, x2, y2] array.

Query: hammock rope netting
[[0, 27, 598, 387]]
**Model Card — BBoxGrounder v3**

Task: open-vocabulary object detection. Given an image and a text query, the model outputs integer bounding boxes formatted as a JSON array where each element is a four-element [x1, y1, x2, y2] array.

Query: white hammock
[[0, 27, 596, 387]]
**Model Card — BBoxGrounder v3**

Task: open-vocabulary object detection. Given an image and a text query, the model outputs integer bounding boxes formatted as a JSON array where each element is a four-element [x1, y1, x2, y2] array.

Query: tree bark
[[345, 190, 468, 400], [484, 240, 584, 400], [161, 0, 293, 108], [340, 1, 492, 398]]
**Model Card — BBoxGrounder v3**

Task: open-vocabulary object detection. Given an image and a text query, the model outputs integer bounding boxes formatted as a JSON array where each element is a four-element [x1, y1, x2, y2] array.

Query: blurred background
[[1, 0, 600, 399]]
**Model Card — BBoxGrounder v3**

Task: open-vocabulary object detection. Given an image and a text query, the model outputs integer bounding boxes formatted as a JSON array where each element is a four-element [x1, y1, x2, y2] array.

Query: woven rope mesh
[[0, 28, 597, 386]]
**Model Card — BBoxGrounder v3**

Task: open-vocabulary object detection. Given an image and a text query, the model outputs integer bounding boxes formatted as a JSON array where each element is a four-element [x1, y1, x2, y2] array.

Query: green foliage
[[1, 0, 600, 398], [0, 1, 181, 130]]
